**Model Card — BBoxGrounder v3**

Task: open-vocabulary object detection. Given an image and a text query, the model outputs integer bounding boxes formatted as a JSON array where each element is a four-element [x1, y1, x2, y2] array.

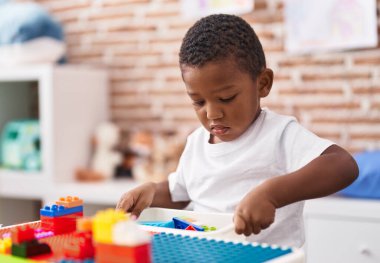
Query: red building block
[[95, 242, 151, 263], [40, 212, 83, 234], [11, 226, 35, 244], [185, 225, 196, 231], [63, 232, 94, 260]]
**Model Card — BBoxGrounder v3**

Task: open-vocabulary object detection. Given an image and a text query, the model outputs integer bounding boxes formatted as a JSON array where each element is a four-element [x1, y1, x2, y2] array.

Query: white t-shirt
[[168, 108, 333, 247]]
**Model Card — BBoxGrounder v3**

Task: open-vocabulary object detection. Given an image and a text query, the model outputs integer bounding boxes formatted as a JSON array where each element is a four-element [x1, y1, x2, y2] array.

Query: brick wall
[[35, 0, 380, 153]]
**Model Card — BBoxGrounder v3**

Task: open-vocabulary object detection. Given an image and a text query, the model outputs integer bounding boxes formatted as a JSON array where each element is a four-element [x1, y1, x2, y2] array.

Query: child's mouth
[[211, 125, 230, 136]]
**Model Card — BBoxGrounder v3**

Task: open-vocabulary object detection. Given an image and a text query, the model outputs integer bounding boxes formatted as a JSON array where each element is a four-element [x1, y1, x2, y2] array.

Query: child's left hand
[[234, 188, 276, 236]]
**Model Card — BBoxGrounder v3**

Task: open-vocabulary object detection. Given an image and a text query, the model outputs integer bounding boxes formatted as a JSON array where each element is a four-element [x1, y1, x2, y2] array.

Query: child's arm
[[234, 144, 359, 236], [117, 181, 190, 217]]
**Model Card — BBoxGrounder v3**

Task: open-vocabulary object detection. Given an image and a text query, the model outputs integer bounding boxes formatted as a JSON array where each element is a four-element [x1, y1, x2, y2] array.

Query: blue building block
[[152, 233, 293, 263], [139, 220, 175, 228], [172, 217, 204, 231], [40, 204, 83, 217]]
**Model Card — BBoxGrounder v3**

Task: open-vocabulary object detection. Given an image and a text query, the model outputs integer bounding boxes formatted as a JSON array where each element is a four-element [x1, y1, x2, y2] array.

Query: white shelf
[[0, 169, 49, 199], [0, 64, 110, 201], [43, 179, 141, 206]]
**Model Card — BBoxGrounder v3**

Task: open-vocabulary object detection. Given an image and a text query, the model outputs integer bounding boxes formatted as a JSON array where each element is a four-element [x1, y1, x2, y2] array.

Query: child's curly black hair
[[179, 14, 266, 80]]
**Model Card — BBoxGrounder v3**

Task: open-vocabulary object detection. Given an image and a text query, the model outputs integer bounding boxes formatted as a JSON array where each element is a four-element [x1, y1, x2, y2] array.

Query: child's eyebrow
[[187, 85, 235, 96], [211, 85, 235, 94]]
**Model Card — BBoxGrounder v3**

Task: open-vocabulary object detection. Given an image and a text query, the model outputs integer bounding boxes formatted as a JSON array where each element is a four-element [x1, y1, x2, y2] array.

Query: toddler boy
[[117, 14, 358, 247]]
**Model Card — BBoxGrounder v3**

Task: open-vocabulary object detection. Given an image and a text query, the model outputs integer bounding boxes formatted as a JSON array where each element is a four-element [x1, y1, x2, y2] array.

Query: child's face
[[181, 59, 272, 143]]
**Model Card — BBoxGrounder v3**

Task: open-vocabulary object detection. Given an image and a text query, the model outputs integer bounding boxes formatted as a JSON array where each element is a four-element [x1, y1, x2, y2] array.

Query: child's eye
[[192, 100, 205, 107], [219, 95, 237, 103]]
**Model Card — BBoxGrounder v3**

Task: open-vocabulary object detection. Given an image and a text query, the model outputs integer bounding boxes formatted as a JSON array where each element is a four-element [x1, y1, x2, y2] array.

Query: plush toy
[[76, 122, 122, 181], [90, 122, 122, 180]]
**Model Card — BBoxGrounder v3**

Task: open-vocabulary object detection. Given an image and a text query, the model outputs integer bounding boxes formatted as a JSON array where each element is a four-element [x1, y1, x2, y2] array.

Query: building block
[[152, 233, 293, 262], [139, 220, 175, 228], [92, 209, 128, 244], [76, 218, 92, 233], [40, 205, 83, 217], [184, 225, 196, 231], [11, 239, 51, 258], [63, 232, 94, 260], [40, 212, 83, 234], [172, 217, 204, 231], [34, 229, 54, 239], [56, 196, 83, 208], [0, 237, 12, 254], [95, 242, 151, 263], [59, 259, 94, 263], [11, 226, 35, 244], [0, 254, 41, 262]]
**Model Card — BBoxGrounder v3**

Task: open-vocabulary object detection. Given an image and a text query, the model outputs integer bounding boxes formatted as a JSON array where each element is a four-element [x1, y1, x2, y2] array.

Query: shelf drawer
[[305, 216, 380, 263]]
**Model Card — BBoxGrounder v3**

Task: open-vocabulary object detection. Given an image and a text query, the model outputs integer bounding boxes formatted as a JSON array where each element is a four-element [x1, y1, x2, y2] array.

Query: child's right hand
[[116, 182, 156, 217]]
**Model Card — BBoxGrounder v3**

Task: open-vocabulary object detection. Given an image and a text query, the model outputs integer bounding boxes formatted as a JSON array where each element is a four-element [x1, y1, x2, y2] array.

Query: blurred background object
[[0, 1, 66, 65], [0, 119, 41, 171]]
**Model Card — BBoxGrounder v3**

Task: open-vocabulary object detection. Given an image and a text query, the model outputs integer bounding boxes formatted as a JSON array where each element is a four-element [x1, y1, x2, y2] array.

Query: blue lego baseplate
[[40, 204, 83, 217], [152, 233, 292, 263]]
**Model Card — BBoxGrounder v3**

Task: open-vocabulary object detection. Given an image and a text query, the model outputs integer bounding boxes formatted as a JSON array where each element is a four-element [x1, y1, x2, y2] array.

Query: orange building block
[[76, 217, 93, 232], [95, 243, 151, 263], [56, 196, 83, 208]]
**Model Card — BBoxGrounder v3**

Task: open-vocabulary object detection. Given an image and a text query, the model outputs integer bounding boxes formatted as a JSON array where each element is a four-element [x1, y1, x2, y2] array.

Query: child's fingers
[[130, 199, 149, 218], [116, 193, 135, 212], [252, 224, 261, 235], [233, 214, 246, 235]]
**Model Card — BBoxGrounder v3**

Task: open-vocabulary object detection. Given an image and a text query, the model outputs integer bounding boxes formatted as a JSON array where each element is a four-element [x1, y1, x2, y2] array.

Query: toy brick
[[185, 225, 196, 231], [11, 240, 51, 258], [40, 205, 83, 217], [92, 209, 127, 244], [0, 237, 12, 254], [40, 211, 83, 234], [76, 217, 93, 232], [11, 226, 35, 244], [56, 196, 83, 208], [41, 212, 83, 223], [0, 254, 42, 262], [63, 232, 94, 260], [152, 233, 293, 262], [34, 229, 54, 239], [95, 243, 151, 263], [172, 217, 204, 231], [41, 224, 76, 235]]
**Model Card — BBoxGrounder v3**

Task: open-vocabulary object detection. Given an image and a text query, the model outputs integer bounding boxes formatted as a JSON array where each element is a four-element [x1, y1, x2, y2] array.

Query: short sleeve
[[168, 139, 191, 202], [280, 120, 334, 173]]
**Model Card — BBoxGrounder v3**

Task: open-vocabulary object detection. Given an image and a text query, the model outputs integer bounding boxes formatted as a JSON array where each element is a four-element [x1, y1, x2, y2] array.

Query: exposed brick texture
[[34, 0, 380, 153]]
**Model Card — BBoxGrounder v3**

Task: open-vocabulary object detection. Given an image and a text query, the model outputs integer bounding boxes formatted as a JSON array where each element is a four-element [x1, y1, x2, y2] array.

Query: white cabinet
[[304, 196, 380, 263], [0, 64, 108, 199], [0, 64, 139, 225]]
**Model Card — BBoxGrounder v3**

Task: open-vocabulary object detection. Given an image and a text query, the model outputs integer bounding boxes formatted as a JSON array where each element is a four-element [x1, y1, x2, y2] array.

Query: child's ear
[[258, 68, 273, 98]]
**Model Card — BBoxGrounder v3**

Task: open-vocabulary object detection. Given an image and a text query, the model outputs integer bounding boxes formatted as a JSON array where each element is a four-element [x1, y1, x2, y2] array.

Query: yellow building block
[[92, 209, 128, 244], [0, 237, 12, 254]]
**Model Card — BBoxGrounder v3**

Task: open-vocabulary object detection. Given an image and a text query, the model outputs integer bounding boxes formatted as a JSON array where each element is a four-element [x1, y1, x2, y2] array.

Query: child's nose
[[206, 104, 223, 120]]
